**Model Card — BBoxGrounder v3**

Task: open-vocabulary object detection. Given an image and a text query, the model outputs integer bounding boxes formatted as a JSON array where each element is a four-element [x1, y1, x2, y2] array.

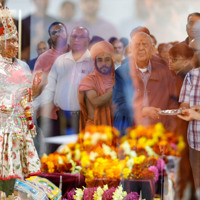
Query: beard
[[96, 65, 112, 75]]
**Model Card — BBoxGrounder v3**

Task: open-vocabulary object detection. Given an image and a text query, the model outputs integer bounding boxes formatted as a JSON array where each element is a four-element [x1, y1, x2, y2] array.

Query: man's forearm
[[87, 89, 112, 108]]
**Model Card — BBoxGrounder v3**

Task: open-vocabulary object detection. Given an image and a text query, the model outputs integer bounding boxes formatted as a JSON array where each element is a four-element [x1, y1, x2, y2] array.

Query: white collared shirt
[[33, 49, 94, 111]]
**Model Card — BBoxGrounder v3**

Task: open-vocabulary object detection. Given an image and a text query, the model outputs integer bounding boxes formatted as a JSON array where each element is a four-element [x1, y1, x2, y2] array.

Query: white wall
[[5, 0, 199, 43]]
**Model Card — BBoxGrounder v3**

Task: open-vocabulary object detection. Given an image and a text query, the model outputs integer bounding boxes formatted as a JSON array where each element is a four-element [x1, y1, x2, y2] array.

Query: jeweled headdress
[[0, 3, 18, 41]]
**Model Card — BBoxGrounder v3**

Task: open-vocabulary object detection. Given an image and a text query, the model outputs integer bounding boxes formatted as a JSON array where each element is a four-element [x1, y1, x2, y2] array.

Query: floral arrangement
[[80, 153, 165, 186], [120, 123, 185, 157], [40, 135, 119, 174], [121, 156, 164, 182], [67, 185, 133, 200], [41, 152, 80, 173], [81, 156, 122, 188], [77, 125, 120, 151], [41, 125, 166, 180], [124, 192, 140, 200], [40, 123, 180, 190]]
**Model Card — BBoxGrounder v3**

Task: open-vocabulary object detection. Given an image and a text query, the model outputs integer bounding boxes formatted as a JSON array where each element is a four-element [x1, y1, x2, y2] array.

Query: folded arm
[[86, 89, 112, 108]]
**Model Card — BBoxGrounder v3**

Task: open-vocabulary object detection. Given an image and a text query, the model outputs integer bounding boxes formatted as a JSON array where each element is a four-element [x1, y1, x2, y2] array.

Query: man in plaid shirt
[[179, 67, 200, 198]]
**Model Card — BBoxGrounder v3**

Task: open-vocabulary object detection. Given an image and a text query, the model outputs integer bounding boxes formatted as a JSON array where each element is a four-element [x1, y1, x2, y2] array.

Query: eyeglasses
[[114, 46, 123, 50], [70, 35, 88, 40], [51, 28, 65, 36], [168, 57, 186, 62]]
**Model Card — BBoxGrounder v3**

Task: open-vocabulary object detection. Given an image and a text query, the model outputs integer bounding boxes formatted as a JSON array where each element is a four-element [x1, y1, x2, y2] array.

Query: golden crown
[[0, 3, 18, 41]]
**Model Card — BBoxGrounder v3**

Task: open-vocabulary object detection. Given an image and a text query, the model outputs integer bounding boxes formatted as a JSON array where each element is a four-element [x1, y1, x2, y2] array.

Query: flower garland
[[120, 123, 185, 157], [67, 185, 130, 200], [77, 125, 120, 151], [20, 92, 36, 137], [41, 152, 78, 173], [41, 123, 183, 191]]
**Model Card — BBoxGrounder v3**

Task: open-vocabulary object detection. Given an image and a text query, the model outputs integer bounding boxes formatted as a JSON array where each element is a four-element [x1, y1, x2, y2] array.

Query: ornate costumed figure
[[0, 4, 40, 197]]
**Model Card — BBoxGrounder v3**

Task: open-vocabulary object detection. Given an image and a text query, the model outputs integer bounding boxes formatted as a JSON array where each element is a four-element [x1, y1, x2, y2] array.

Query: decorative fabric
[[39, 172, 85, 198], [14, 179, 49, 200], [0, 56, 41, 180], [0, 4, 18, 41], [27, 176, 62, 200]]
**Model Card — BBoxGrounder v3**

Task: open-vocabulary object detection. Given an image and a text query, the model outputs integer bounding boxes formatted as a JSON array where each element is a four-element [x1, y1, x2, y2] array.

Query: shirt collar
[[64, 49, 91, 62], [136, 60, 151, 73]]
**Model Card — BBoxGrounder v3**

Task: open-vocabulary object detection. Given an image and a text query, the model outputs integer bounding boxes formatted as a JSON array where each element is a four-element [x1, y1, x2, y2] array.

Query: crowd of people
[[30, 11, 200, 200], [1, 0, 200, 199]]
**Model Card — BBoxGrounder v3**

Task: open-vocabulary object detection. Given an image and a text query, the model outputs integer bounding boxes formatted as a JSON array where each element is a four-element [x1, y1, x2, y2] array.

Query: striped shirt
[[179, 68, 200, 150]]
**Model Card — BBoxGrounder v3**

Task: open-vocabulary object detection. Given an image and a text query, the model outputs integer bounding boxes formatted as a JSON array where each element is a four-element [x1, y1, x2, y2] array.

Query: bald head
[[71, 26, 90, 38], [131, 32, 153, 49], [70, 26, 90, 53], [37, 41, 48, 55], [130, 32, 153, 68], [130, 26, 150, 38]]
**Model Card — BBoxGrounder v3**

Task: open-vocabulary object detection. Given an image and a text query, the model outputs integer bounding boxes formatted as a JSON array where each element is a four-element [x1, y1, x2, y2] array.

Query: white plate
[[158, 109, 182, 115]]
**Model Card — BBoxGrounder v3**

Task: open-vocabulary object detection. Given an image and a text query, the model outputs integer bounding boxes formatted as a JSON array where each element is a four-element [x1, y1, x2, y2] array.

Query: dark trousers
[[62, 110, 80, 134], [37, 110, 80, 154], [189, 147, 200, 193]]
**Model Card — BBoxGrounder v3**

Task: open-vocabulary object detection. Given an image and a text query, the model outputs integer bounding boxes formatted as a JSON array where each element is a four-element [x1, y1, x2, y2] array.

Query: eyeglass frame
[[51, 28, 65, 36], [168, 57, 187, 63], [70, 35, 89, 40]]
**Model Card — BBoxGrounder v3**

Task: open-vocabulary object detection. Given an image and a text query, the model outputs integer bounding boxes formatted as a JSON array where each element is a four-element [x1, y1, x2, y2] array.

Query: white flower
[[122, 141, 131, 155], [74, 149, 81, 161], [73, 166, 82, 174], [112, 185, 127, 200], [145, 146, 158, 156], [103, 184, 109, 191], [110, 151, 117, 159], [93, 186, 104, 200], [130, 150, 137, 158], [90, 151, 99, 161], [58, 156, 63, 164], [70, 160, 82, 173], [103, 143, 111, 154], [127, 158, 134, 170], [83, 131, 91, 140], [91, 132, 101, 145], [73, 188, 84, 200], [100, 133, 108, 141], [102, 144, 117, 159], [56, 144, 71, 154], [66, 152, 72, 160]]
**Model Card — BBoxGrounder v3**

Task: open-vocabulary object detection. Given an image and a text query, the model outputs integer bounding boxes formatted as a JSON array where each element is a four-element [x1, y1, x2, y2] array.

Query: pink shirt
[[33, 48, 69, 119]]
